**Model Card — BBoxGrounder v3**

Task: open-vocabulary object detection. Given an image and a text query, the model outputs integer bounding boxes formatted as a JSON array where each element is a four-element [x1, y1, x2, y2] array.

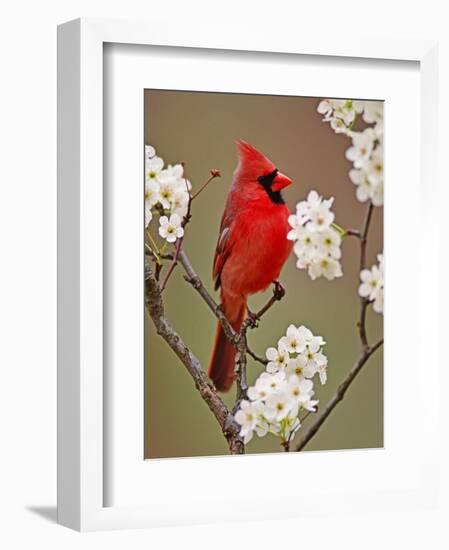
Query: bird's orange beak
[[271, 171, 293, 192]]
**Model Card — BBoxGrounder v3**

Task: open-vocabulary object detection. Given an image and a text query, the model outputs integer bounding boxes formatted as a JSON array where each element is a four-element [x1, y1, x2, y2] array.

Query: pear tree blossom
[[235, 324, 328, 446], [144, 144, 191, 229], [359, 253, 384, 314], [288, 190, 343, 280], [265, 342, 290, 374], [158, 213, 185, 244], [317, 99, 384, 207], [234, 400, 266, 444], [345, 128, 376, 168], [317, 99, 364, 135]]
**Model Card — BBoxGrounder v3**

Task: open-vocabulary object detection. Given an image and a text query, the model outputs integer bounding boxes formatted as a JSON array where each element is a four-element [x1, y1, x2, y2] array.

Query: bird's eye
[[258, 169, 278, 185]]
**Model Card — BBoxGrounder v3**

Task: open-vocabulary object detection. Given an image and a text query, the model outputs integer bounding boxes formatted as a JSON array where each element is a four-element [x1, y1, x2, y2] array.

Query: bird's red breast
[[209, 140, 294, 392]]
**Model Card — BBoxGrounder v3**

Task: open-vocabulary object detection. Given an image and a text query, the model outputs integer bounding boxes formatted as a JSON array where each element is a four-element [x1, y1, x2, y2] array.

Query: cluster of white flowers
[[317, 100, 384, 207], [287, 190, 343, 280], [317, 99, 365, 134], [235, 325, 328, 445], [145, 145, 191, 241], [359, 253, 384, 314]]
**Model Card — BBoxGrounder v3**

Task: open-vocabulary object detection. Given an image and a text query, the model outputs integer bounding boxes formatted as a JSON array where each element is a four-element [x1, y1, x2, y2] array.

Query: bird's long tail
[[208, 292, 246, 392]]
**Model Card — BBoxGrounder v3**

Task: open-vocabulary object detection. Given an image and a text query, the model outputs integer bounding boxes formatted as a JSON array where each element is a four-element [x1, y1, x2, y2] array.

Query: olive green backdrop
[[144, 90, 383, 459]]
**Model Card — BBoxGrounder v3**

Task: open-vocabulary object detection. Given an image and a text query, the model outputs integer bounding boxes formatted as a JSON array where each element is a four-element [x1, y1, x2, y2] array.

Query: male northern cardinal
[[209, 140, 294, 392]]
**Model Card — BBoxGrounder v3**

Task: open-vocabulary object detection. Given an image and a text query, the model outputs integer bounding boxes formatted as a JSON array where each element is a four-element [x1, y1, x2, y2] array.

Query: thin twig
[[247, 346, 268, 366], [358, 203, 374, 351], [345, 229, 362, 238], [246, 281, 286, 330], [145, 260, 244, 454], [145, 245, 173, 261], [294, 339, 383, 451], [160, 237, 182, 291], [360, 203, 374, 271], [191, 169, 221, 200]]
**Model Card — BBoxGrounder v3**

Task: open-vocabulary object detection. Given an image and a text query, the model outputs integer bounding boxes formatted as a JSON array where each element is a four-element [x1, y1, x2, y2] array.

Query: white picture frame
[[57, 17, 439, 531]]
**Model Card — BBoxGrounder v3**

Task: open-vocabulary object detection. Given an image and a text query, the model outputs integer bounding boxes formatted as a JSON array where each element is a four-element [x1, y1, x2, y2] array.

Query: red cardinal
[[209, 140, 294, 392]]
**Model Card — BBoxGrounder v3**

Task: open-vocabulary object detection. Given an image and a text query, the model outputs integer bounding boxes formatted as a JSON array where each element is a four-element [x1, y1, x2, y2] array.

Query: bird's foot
[[245, 309, 260, 329], [273, 280, 286, 301]]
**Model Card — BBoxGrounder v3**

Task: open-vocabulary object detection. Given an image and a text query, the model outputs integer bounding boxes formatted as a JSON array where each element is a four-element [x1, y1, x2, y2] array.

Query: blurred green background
[[144, 91, 383, 459]]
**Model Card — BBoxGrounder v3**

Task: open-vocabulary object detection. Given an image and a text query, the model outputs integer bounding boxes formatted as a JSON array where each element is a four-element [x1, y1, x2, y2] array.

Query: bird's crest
[[235, 139, 276, 176]]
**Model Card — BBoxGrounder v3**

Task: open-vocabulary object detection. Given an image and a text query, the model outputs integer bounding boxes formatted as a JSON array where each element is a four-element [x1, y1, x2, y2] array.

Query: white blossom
[[146, 157, 163, 182], [370, 180, 384, 207], [157, 177, 179, 210], [145, 204, 153, 228], [258, 371, 287, 393], [363, 101, 383, 125], [299, 345, 328, 377], [239, 324, 329, 447], [317, 362, 328, 385], [365, 147, 383, 187], [145, 178, 161, 208], [170, 188, 190, 218], [145, 145, 156, 160], [291, 227, 317, 257], [286, 376, 314, 405], [278, 324, 307, 355], [158, 213, 184, 243], [345, 128, 376, 168], [317, 99, 364, 135], [247, 375, 275, 402], [316, 228, 342, 259], [307, 201, 335, 233], [289, 191, 343, 281], [285, 355, 309, 378], [373, 291, 383, 314], [295, 191, 334, 232], [265, 343, 290, 374], [235, 400, 264, 444], [349, 167, 374, 203], [263, 392, 296, 423], [308, 255, 343, 281], [316, 100, 384, 207], [358, 254, 384, 314], [144, 145, 192, 232]]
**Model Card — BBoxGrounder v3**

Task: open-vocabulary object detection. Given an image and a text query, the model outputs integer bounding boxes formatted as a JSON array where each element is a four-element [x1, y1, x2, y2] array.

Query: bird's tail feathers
[[208, 293, 246, 392]]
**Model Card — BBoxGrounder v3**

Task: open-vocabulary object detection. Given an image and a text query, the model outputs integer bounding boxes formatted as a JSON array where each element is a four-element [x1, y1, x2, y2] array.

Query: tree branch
[[295, 339, 383, 451], [177, 249, 250, 403], [235, 325, 249, 402], [145, 260, 244, 454], [358, 202, 374, 351], [177, 249, 239, 345], [360, 202, 374, 272]]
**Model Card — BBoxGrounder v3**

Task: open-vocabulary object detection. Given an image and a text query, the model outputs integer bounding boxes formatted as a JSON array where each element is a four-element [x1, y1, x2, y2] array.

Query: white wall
[[0, 0, 447, 547]]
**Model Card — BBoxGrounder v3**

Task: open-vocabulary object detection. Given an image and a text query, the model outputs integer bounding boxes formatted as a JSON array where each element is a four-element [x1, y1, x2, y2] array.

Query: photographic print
[[144, 91, 383, 459]]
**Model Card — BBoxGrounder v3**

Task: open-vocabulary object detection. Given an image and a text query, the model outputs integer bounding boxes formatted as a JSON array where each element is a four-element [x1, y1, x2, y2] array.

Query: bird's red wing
[[213, 224, 234, 290]]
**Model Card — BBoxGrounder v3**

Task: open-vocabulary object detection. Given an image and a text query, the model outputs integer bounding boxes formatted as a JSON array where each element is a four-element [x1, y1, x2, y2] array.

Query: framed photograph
[[57, 18, 439, 530]]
